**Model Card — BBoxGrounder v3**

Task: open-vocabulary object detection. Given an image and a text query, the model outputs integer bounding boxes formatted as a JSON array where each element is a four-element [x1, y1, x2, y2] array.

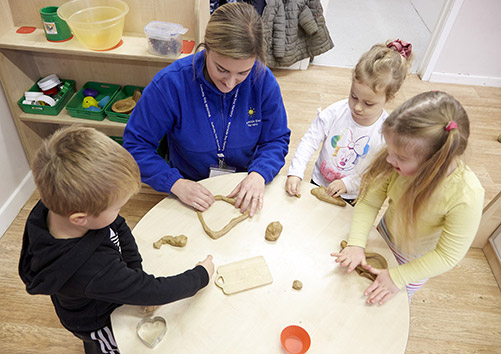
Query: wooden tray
[[215, 256, 273, 295]]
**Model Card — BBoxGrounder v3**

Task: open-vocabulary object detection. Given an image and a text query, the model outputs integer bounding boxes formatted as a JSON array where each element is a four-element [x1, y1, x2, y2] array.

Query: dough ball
[[265, 221, 283, 241], [292, 280, 303, 290]]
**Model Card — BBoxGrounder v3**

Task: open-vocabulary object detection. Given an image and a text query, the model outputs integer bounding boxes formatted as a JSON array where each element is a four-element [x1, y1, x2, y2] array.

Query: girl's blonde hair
[[32, 126, 141, 216], [359, 91, 470, 238], [197, 2, 266, 65], [353, 41, 413, 100]]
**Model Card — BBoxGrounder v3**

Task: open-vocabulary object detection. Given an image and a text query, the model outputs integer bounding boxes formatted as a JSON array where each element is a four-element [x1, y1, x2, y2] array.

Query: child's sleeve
[[114, 216, 143, 271], [388, 185, 484, 289], [347, 176, 390, 248], [287, 109, 330, 179]]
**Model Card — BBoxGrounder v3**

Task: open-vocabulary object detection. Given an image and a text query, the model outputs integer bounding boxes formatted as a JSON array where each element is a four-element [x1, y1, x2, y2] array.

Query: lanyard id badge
[[201, 84, 239, 177]]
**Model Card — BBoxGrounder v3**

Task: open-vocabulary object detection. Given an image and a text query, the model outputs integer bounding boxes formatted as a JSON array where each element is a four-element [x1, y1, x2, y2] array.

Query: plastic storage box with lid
[[17, 79, 76, 116], [105, 85, 144, 123], [144, 21, 188, 57], [65, 81, 120, 121]]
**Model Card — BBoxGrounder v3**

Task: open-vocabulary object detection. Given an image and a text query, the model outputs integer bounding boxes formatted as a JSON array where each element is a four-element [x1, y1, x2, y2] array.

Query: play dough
[[265, 221, 283, 241], [197, 195, 250, 239], [292, 280, 303, 290], [153, 235, 188, 249], [311, 186, 347, 207], [340, 240, 388, 281]]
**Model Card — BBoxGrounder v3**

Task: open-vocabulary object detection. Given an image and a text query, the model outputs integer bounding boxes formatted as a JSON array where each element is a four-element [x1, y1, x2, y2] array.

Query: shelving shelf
[[0, 0, 209, 164]]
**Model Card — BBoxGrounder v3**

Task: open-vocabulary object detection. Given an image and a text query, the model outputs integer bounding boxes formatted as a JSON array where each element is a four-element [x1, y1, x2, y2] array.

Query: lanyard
[[200, 84, 239, 167]]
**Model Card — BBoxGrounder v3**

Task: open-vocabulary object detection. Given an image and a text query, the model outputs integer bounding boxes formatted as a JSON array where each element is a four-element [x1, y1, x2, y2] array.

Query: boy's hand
[[285, 176, 302, 197], [327, 180, 347, 198], [197, 255, 215, 278], [331, 245, 366, 272], [362, 265, 399, 305]]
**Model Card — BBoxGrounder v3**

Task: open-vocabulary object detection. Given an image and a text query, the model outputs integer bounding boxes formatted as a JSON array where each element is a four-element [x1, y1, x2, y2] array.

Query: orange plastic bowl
[[280, 325, 311, 354]]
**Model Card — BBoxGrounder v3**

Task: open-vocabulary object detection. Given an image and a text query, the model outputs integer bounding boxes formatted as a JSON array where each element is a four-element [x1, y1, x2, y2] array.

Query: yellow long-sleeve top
[[347, 161, 484, 289]]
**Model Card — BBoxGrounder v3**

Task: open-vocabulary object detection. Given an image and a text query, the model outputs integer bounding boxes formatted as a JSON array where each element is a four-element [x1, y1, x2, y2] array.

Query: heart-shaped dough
[[197, 195, 250, 239], [136, 316, 167, 348]]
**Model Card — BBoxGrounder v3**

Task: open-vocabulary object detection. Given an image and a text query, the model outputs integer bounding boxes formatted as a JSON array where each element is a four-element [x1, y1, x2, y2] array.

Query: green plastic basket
[[105, 85, 145, 123], [109, 136, 124, 145], [65, 81, 120, 121], [17, 79, 75, 116]]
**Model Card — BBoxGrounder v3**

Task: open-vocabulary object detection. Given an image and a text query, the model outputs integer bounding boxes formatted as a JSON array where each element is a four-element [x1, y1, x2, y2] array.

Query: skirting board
[[428, 72, 501, 88], [0, 171, 35, 239]]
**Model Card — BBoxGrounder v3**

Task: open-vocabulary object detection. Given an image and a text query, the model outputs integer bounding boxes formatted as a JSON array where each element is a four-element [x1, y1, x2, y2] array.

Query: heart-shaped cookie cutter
[[136, 316, 167, 349]]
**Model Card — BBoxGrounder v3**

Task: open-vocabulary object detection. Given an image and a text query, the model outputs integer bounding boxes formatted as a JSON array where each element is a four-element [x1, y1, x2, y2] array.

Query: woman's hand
[[327, 179, 347, 198], [362, 265, 399, 305], [331, 245, 366, 272], [171, 179, 215, 211], [227, 172, 265, 217], [285, 175, 302, 197]]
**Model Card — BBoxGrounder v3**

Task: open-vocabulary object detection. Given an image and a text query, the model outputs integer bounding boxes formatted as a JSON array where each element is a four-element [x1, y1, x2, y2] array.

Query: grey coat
[[263, 0, 334, 68]]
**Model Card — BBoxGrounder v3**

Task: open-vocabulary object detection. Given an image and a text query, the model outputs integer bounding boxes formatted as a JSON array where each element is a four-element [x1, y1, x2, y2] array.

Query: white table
[[111, 173, 409, 353]]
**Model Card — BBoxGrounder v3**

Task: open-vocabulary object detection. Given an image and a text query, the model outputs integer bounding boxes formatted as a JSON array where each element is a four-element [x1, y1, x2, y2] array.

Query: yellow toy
[[82, 96, 99, 108]]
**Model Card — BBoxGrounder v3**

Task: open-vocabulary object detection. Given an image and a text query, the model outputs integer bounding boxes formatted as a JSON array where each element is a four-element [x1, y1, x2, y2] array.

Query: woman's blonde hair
[[359, 91, 470, 238], [32, 126, 141, 216], [353, 41, 413, 100], [197, 2, 266, 65]]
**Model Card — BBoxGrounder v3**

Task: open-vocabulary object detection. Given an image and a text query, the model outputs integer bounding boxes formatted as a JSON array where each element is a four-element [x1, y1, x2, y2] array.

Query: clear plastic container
[[57, 0, 129, 51], [144, 21, 188, 57]]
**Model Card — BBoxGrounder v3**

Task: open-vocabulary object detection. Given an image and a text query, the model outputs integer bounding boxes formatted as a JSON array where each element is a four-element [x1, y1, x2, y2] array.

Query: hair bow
[[387, 39, 412, 59]]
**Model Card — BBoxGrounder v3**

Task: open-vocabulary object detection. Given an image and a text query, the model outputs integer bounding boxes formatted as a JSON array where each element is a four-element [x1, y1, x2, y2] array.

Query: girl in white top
[[286, 40, 413, 203]]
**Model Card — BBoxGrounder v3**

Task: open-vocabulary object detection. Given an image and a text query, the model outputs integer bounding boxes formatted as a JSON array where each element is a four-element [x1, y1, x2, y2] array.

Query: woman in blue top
[[124, 2, 290, 217]]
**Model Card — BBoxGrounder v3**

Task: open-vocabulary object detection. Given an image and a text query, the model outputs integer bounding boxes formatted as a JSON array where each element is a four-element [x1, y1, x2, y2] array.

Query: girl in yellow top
[[332, 91, 484, 305]]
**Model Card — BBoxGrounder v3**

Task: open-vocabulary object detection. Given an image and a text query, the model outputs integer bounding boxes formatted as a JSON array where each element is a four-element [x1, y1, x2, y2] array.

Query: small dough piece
[[265, 221, 283, 241], [339, 240, 388, 281], [311, 186, 346, 207], [153, 235, 188, 249], [292, 280, 303, 290]]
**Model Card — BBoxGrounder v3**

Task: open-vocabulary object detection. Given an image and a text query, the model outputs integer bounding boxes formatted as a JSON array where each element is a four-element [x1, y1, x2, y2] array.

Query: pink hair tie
[[445, 121, 458, 132], [387, 39, 412, 59]]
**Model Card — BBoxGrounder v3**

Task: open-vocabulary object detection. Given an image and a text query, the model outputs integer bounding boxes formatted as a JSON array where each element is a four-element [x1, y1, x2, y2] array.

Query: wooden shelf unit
[[0, 0, 209, 163]]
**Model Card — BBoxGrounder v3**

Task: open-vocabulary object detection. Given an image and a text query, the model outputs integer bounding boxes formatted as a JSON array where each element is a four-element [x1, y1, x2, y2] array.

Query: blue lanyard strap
[[200, 84, 239, 165]]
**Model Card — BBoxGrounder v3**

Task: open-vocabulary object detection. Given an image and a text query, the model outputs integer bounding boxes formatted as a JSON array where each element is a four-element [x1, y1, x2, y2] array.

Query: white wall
[[430, 0, 501, 86], [411, 0, 447, 32], [0, 84, 35, 238]]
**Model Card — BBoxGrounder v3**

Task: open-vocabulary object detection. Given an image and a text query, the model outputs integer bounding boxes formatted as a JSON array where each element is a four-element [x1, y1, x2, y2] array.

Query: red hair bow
[[387, 39, 412, 59]]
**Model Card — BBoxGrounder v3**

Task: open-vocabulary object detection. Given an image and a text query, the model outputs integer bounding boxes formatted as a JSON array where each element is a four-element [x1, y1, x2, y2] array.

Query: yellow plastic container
[[57, 0, 129, 51]]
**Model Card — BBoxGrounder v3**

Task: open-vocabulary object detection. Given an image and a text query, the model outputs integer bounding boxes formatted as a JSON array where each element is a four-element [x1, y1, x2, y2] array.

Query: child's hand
[[286, 176, 302, 197], [331, 245, 366, 272], [143, 305, 158, 313], [362, 265, 399, 305], [197, 255, 215, 278], [327, 180, 347, 198]]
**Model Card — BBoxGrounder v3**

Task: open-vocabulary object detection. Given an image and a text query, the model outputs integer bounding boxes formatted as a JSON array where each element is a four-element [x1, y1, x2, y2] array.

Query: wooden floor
[[1, 66, 501, 353]]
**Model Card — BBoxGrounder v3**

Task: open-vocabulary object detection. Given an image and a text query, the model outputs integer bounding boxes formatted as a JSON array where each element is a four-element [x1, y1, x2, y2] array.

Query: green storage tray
[[17, 79, 75, 116], [109, 136, 124, 145], [105, 85, 145, 123], [65, 81, 120, 121]]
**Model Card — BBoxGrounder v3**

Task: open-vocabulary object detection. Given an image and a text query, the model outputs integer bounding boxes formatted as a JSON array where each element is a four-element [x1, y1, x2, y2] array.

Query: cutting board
[[215, 256, 273, 295]]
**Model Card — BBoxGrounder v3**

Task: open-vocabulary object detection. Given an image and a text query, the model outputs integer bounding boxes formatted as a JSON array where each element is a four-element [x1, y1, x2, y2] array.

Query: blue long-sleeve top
[[123, 50, 290, 193]]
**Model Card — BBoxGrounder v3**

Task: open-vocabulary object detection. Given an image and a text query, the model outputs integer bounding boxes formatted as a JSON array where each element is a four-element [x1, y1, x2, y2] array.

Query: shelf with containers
[[0, 0, 209, 163]]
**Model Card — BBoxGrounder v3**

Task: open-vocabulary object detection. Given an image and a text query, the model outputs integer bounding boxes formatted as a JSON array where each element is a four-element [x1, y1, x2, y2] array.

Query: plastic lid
[[38, 74, 61, 90], [144, 21, 187, 39]]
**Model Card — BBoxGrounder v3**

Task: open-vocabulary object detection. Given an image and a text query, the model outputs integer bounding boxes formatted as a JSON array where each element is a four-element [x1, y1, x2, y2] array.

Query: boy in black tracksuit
[[19, 126, 214, 354]]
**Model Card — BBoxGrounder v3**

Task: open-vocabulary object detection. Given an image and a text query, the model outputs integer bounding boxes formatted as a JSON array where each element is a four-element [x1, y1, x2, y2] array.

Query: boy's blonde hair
[[199, 2, 266, 65], [32, 126, 141, 216], [359, 91, 470, 238], [353, 41, 412, 100]]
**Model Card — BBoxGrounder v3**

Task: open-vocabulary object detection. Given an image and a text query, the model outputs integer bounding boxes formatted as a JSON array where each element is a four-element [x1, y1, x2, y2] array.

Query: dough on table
[[197, 195, 250, 240], [292, 280, 303, 290], [339, 240, 388, 281], [265, 221, 283, 241], [153, 235, 188, 249], [310, 186, 346, 207]]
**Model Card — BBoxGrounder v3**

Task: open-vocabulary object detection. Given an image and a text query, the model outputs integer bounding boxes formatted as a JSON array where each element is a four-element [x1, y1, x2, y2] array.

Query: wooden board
[[215, 256, 273, 295]]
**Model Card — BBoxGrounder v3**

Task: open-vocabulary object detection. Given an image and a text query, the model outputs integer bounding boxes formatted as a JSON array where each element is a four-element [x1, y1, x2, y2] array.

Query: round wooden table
[[111, 173, 409, 353]]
